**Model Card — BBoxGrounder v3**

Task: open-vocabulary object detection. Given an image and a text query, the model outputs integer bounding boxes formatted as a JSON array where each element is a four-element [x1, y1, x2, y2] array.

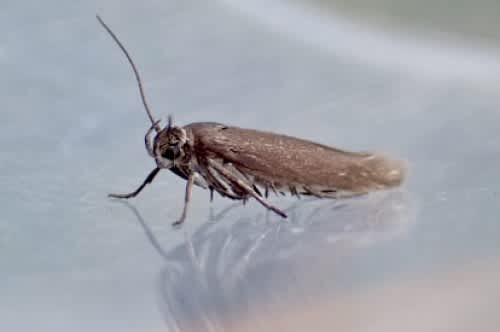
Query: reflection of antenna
[[96, 15, 160, 132]]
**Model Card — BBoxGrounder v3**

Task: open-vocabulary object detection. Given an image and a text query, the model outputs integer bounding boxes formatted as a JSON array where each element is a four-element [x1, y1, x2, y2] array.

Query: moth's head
[[153, 117, 189, 168]]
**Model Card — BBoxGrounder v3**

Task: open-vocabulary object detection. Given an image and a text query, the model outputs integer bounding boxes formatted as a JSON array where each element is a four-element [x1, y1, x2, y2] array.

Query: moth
[[97, 15, 406, 226]]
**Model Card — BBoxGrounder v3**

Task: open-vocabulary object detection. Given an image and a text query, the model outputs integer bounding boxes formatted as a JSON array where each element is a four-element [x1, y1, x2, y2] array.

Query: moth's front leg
[[172, 173, 195, 226], [109, 167, 160, 199], [207, 160, 287, 218]]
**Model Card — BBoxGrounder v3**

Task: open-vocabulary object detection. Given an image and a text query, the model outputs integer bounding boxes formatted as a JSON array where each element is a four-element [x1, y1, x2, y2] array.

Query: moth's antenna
[[167, 115, 173, 131], [96, 14, 161, 133]]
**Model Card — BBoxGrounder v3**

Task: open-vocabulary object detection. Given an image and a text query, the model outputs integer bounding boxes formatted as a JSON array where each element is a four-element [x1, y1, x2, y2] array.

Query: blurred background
[[1, 0, 500, 331]]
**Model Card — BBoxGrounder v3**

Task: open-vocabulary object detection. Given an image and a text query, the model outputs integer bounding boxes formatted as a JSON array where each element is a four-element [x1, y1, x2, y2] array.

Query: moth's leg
[[144, 120, 161, 157], [209, 187, 214, 202], [109, 167, 160, 199], [205, 166, 241, 200], [289, 186, 301, 199], [208, 160, 287, 218], [172, 174, 195, 226], [252, 185, 263, 197]]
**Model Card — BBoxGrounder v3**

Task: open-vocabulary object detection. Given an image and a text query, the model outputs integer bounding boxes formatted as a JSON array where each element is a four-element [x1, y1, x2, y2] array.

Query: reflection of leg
[[109, 168, 160, 199], [173, 174, 194, 226], [118, 201, 170, 260], [209, 202, 242, 222], [208, 160, 287, 218]]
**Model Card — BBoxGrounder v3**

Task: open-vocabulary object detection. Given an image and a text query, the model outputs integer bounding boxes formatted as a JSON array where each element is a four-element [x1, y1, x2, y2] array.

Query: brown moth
[[97, 15, 406, 226]]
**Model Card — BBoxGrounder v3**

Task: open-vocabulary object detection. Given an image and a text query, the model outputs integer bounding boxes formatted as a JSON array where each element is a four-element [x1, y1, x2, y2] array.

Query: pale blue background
[[1, 1, 500, 331]]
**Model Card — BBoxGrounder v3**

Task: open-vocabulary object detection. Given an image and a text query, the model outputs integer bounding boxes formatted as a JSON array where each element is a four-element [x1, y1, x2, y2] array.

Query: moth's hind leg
[[109, 168, 160, 199], [207, 160, 287, 219]]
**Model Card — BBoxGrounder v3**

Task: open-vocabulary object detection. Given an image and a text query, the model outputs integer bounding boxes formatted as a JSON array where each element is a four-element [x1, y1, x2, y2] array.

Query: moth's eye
[[162, 146, 179, 160]]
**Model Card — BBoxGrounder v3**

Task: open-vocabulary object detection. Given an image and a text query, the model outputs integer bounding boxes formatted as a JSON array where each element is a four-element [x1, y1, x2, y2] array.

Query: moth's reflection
[[123, 190, 415, 332]]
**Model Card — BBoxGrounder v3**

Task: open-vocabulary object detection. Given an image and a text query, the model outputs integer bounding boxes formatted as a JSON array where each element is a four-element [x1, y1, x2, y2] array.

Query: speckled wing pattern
[[186, 123, 406, 199]]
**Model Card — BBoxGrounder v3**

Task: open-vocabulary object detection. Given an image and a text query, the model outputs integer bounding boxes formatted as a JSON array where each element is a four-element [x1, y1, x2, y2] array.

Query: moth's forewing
[[186, 123, 406, 196]]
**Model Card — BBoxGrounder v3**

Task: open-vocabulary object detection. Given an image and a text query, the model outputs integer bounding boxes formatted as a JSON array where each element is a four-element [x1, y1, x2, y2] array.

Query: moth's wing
[[188, 123, 406, 194]]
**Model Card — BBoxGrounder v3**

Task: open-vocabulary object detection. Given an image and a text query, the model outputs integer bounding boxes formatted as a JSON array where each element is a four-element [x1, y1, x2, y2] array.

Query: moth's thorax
[[152, 125, 193, 169]]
